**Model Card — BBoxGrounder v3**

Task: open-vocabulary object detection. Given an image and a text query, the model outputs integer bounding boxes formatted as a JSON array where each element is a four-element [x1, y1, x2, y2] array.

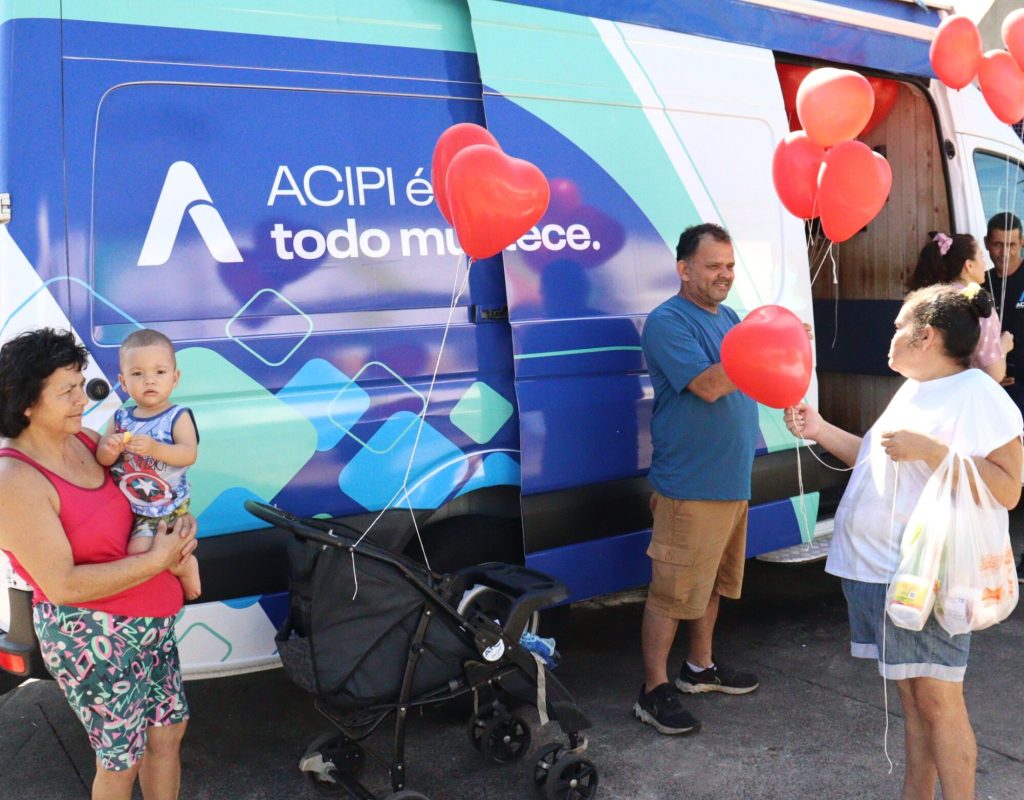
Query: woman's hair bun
[[961, 283, 993, 318]]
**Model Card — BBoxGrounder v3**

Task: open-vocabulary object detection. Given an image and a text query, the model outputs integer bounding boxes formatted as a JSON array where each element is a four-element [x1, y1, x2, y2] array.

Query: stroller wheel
[[467, 709, 493, 751], [480, 713, 532, 764], [531, 742, 564, 792], [299, 731, 365, 795], [540, 753, 599, 800]]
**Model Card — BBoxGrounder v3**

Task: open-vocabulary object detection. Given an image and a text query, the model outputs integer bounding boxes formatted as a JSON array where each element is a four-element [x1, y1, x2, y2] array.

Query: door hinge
[[0, 193, 10, 224], [469, 304, 509, 323]]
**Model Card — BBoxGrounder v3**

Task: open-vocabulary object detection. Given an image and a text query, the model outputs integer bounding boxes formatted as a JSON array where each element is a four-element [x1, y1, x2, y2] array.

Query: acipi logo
[[138, 161, 243, 267]]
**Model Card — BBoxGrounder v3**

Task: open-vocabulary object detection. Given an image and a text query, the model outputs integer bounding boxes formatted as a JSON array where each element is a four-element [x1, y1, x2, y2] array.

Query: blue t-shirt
[[642, 295, 758, 500]]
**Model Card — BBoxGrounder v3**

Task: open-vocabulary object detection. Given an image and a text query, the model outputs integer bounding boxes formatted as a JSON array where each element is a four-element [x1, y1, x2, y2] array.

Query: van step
[[755, 518, 834, 564]]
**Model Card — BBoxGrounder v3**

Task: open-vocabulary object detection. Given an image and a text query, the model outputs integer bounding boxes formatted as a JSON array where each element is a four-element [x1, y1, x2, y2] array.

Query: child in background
[[97, 329, 201, 600]]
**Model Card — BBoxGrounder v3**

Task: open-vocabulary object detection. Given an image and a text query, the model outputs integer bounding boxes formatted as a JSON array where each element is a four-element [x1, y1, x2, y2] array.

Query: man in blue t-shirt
[[633, 223, 761, 736]]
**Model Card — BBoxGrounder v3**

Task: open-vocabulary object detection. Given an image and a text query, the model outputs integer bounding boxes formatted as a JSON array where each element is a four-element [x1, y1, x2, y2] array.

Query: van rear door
[[934, 84, 1024, 239]]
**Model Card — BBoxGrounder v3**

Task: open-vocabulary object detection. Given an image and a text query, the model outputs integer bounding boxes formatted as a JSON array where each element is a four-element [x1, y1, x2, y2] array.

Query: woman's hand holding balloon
[[785, 402, 821, 440]]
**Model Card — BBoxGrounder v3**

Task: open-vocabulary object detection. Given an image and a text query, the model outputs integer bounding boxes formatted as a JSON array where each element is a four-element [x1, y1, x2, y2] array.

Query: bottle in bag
[[887, 520, 943, 630]]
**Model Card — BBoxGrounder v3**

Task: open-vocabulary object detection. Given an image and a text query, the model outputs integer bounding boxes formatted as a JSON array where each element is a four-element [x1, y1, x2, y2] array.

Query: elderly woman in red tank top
[[0, 329, 198, 800]]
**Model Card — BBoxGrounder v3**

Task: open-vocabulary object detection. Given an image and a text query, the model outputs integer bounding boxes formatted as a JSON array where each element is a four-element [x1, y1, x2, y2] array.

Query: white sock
[[687, 660, 714, 674]]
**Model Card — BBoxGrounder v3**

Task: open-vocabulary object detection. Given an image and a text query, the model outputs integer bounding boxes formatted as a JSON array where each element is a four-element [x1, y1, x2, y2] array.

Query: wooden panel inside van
[[813, 81, 951, 435]]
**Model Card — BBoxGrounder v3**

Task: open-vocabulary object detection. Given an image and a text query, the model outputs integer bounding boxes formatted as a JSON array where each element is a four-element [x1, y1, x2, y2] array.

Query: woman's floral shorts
[[33, 602, 189, 771]]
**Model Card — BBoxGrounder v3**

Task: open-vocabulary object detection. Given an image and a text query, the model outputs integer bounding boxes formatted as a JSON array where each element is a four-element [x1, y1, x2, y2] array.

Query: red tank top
[[0, 432, 183, 616]]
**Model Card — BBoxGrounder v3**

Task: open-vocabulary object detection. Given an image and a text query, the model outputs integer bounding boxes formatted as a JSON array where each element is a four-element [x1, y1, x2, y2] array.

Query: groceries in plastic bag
[[933, 455, 1018, 635], [886, 454, 951, 631], [886, 450, 1018, 634]]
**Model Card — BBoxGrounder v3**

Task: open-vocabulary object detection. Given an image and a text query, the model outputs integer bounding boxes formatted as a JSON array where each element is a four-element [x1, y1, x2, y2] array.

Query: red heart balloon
[[930, 15, 983, 90], [776, 63, 813, 132], [446, 145, 550, 260], [721, 305, 812, 409], [796, 68, 874, 147], [1005, 9, 1024, 71], [431, 123, 501, 224], [772, 131, 825, 219], [860, 77, 900, 137], [978, 49, 1024, 125], [817, 140, 892, 243]]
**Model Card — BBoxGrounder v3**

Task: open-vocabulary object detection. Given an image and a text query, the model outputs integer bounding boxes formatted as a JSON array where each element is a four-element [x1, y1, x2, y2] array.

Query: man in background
[[984, 211, 1024, 581]]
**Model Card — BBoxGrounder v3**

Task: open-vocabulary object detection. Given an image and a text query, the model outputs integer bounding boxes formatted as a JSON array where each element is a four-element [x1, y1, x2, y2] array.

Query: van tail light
[[0, 650, 27, 675]]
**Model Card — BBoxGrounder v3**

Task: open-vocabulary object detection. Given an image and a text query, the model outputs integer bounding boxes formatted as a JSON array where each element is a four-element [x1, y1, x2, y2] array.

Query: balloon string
[[790, 398, 872, 474], [346, 251, 472, 592], [796, 434, 871, 473], [791, 401, 896, 774], [830, 243, 840, 350], [880, 461, 900, 775], [808, 235, 836, 289], [400, 256, 473, 497], [395, 253, 474, 569], [794, 442, 812, 546]]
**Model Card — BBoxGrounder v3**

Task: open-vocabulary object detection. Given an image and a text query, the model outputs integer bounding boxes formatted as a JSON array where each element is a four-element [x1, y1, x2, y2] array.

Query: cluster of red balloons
[[721, 305, 812, 409], [431, 123, 550, 260], [772, 67, 893, 243], [931, 12, 1024, 126], [777, 65, 898, 139]]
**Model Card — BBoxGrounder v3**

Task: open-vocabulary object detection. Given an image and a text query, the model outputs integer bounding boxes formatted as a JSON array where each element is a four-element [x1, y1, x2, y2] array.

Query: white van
[[2, 0, 1021, 687]]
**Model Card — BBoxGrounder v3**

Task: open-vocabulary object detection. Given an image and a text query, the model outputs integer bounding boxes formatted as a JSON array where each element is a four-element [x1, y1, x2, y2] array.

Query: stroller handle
[[244, 500, 354, 548]]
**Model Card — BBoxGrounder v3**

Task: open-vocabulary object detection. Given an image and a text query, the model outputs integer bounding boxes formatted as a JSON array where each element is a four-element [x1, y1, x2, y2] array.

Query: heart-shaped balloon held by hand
[[721, 305, 813, 409], [446, 145, 550, 260], [431, 123, 501, 224], [817, 140, 892, 243]]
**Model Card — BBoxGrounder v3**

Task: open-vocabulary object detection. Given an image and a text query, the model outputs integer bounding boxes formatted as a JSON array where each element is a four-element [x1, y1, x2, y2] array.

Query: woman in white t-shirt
[[785, 283, 1023, 800]]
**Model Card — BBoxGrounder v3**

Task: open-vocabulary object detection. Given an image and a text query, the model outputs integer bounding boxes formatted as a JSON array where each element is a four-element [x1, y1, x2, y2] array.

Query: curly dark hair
[[0, 329, 90, 437], [904, 283, 993, 368]]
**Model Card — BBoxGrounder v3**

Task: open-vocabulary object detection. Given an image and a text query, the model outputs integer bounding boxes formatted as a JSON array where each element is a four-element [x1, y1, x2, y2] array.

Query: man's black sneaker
[[676, 661, 759, 695], [632, 683, 701, 735]]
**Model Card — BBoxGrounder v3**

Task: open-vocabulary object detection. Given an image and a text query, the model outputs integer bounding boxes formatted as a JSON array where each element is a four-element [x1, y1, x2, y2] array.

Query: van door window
[[972, 150, 1024, 224]]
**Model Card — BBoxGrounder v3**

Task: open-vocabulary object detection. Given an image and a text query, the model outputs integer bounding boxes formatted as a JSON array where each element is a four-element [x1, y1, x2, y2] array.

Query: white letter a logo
[[137, 161, 243, 266]]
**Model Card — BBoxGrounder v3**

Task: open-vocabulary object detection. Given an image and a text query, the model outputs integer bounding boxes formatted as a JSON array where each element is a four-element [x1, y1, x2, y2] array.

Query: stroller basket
[[245, 501, 598, 800]]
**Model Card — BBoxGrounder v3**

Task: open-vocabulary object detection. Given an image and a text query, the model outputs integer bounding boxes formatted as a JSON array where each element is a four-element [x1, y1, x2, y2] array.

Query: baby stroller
[[244, 501, 598, 800]]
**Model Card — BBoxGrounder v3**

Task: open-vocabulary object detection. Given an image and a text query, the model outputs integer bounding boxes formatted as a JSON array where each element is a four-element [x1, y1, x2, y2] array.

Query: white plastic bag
[[933, 455, 1018, 635], [886, 453, 953, 632]]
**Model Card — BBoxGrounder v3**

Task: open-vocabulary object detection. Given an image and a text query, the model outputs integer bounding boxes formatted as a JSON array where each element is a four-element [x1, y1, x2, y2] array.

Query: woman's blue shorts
[[841, 578, 970, 682]]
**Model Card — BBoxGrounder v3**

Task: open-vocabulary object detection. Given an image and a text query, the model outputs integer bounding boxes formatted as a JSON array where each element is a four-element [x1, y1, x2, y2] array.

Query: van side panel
[[467, 1, 819, 598], [483, 0, 938, 76], [0, 16, 67, 301], [56, 12, 525, 676]]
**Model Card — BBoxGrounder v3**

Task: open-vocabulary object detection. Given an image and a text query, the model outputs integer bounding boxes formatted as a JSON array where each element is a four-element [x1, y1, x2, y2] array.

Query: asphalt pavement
[[3, 523, 1024, 800]]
